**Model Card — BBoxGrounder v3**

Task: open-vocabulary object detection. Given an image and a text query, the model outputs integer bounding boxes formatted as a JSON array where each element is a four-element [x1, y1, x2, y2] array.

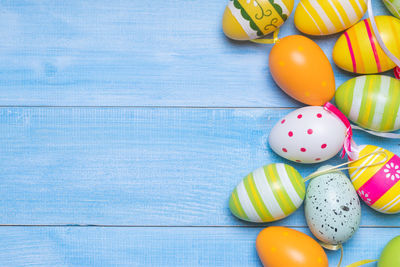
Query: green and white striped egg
[[383, 0, 400, 19], [335, 75, 400, 132], [229, 163, 305, 223]]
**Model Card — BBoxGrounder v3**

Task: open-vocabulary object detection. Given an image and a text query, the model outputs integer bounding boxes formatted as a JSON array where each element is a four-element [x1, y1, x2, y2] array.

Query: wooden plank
[[0, 226, 395, 266], [0, 0, 391, 107], [1, 107, 399, 226]]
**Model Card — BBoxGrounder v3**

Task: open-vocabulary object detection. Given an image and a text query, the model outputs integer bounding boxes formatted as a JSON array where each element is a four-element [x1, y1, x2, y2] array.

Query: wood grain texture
[[2, 0, 400, 266], [1, 107, 399, 226], [0, 226, 396, 267], [0, 0, 391, 107]]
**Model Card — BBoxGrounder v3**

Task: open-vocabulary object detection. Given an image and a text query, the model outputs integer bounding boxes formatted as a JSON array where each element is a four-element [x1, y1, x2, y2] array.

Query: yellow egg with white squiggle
[[222, 0, 294, 41]]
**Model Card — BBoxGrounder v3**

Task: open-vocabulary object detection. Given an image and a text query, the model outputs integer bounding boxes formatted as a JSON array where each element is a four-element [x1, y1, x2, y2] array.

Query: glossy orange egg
[[269, 35, 335, 106], [256, 226, 328, 267]]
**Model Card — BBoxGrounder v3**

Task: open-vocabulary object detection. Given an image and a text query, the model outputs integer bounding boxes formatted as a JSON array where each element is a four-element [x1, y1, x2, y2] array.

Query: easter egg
[[335, 75, 400, 132], [305, 166, 361, 245], [222, 0, 294, 41], [294, 0, 367, 35], [383, 0, 400, 19], [333, 16, 400, 74], [229, 163, 305, 222], [256, 226, 329, 267], [269, 35, 335, 105], [379, 235, 400, 267], [269, 106, 347, 164], [349, 145, 400, 214]]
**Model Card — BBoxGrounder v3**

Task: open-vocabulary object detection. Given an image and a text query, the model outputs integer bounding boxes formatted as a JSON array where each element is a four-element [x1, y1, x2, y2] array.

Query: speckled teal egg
[[305, 166, 361, 245]]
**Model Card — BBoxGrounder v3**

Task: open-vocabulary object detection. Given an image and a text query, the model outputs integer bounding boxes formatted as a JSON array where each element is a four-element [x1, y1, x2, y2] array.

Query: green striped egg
[[383, 0, 400, 19], [229, 163, 305, 223], [335, 75, 400, 132]]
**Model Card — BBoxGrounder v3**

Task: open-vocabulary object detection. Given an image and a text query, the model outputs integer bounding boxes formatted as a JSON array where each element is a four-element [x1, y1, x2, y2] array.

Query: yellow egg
[[222, 0, 294, 41], [294, 0, 367, 36], [333, 16, 400, 74]]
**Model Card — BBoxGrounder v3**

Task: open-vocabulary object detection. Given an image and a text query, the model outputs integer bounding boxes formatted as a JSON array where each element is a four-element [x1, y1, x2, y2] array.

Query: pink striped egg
[[333, 16, 400, 74]]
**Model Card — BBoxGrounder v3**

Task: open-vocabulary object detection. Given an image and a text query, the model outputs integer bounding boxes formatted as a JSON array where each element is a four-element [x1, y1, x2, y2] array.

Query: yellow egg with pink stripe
[[294, 0, 367, 35], [333, 16, 400, 74], [349, 145, 400, 214]]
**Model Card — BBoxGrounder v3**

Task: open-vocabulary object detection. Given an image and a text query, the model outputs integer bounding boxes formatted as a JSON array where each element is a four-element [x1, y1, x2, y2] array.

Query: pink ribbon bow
[[395, 67, 400, 80], [323, 102, 353, 159]]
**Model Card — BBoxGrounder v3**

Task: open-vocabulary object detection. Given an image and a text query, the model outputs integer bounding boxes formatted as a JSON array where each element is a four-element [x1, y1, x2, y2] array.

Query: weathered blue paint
[[0, 0, 397, 266]]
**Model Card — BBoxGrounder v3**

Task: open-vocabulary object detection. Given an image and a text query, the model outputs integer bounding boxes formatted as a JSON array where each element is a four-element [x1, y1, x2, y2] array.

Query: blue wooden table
[[1, 0, 399, 266]]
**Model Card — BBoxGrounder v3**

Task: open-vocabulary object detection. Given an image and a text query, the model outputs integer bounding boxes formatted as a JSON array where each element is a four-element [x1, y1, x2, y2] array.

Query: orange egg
[[256, 226, 328, 267], [269, 35, 335, 106]]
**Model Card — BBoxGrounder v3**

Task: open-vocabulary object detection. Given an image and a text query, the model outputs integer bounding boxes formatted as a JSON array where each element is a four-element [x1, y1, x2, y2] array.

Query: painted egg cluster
[[256, 227, 328, 267], [269, 106, 346, 164], [269, 35, 335, 106], [222, 0, 294, 41], [383, 0, 400, 19], [305, 166, 361, 245], [229, 163, 305, 222], [222, 0, 400, 262], [335, 75, 400, 132], [349, 145, 400, 214], [295, 0, 367, 35], [333, 16, 400, 74]]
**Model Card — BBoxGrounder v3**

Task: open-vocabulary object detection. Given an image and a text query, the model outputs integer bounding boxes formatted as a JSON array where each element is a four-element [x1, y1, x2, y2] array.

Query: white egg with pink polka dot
[[268, 106, 347, 164]]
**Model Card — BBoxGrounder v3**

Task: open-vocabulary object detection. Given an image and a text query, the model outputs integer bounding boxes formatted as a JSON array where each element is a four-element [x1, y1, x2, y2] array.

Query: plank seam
[[0, 106, 297, 109], [0, 225, 398, 228]]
